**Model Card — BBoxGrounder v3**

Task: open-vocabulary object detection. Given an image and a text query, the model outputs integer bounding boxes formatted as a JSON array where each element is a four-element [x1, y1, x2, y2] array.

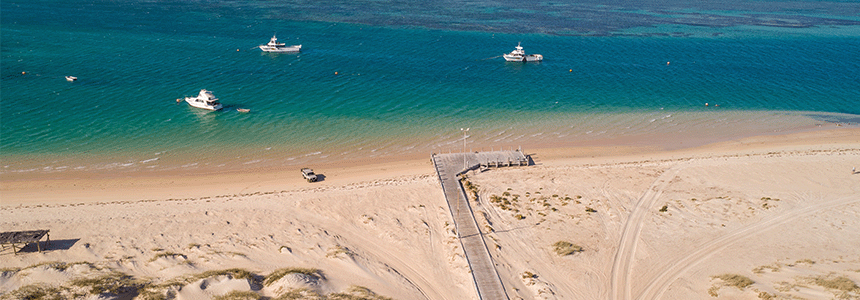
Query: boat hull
[[260, 45, 302, 53], [185, 99, 223, 111], [504, 54, 543, 62]]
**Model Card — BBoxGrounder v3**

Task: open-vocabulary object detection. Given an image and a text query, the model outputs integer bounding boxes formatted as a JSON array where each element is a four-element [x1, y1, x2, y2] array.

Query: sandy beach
[[1, 128, 858, 299]]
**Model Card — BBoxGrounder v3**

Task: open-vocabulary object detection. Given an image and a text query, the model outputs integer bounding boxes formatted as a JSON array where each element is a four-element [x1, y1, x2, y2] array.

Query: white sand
[[1, 128, 858, 299]]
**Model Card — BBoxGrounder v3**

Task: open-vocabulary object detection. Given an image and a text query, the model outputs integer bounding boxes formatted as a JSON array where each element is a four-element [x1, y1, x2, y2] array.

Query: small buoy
[[715, 104, 719, 107], [705, 103, 709, 106], [569, 69, 572, 72], [21, 71, 26, 75], [667, 61, 670, 65], [334, 71, 338, 75], [236, 49, 240, 51], [176, 99, 181, 103]]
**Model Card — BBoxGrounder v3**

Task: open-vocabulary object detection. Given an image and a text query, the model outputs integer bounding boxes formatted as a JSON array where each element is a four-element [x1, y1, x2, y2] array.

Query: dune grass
[[273, 288, 324, 300], [809, 274, 859, 292], [326, 245, 353, 259], [552, 241, 583, 256], [712, 274, 754, 289], [3, 283, 64, 300], [212, 290, 263, 300], [70, 270, 144, 295], [149, 251, 186, 262], [264, 268, 323, 286], [326, 285, 393, 300]]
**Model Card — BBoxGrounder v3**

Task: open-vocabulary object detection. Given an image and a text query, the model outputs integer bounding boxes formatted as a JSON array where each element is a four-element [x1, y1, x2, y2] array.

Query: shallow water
[[2, 0, 859, 175]]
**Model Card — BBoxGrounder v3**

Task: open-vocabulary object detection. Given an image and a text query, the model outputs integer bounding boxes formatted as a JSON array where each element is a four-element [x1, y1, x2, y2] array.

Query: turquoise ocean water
[[2, 0, 860, 175]]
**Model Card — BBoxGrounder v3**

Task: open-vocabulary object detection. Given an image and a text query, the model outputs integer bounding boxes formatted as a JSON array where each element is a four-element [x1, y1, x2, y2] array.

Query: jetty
[[432, 149, 528, 300]]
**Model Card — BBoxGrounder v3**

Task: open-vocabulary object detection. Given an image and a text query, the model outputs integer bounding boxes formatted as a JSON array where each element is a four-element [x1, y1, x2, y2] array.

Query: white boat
[[259, 35, 301, 53], [184, 89, 223, 111], [503, 42, 543, 62], [65, 76, 77, 81]]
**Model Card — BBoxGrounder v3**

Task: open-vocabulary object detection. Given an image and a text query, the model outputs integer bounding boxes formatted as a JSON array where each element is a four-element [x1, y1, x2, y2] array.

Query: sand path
[[638, 193, 860, 300], [610, 165, 683, 300]]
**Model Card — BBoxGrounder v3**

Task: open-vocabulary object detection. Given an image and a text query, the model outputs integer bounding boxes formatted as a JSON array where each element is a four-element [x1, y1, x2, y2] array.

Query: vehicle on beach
[[301, 168, 318, 182], [183, 89, 223, 111], [259, 35, 301, 53], [503, 42, 543, 62]]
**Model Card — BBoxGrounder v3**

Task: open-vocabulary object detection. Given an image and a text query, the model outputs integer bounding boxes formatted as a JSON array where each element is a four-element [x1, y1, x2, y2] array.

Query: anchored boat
[[503, 42, 542, 62], [184, 89, 223, 111], [259, 35, 301, 53]]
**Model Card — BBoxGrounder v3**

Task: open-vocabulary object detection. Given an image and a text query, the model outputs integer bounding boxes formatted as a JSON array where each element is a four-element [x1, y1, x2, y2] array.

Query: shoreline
[[3, 127, 857, 207], [1, 127, 858, 299]]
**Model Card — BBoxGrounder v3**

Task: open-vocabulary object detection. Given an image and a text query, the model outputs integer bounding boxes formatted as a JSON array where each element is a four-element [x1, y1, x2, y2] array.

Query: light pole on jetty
[[461, 127, 469, 171]]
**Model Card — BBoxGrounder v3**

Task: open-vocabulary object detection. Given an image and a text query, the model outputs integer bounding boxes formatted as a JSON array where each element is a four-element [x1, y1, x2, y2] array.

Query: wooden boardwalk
[[432, 150, 527, 300]]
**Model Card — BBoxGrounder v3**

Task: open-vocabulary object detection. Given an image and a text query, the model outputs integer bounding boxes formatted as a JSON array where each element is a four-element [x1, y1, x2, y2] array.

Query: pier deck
[[432, 149, 527, 300]]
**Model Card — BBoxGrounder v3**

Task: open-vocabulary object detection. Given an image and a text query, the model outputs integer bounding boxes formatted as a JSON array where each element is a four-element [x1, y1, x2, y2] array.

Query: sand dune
[[1, 128, 858, 299]]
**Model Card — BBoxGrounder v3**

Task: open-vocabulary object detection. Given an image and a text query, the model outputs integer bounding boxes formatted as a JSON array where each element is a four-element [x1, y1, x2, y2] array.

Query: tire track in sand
[[610, 167, 683, 300], [637, 194, 860, 300]]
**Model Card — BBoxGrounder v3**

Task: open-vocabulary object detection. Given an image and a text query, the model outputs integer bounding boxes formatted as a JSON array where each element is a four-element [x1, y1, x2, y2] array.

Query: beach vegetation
[[752, 263, 782, 274], [808, 274, 859, 292], [149, 252, 186, 262], [212, 290, 262, 300], [273, 288, 324, 300], [226, 251, 247, 257], [326, 285, 393, 300], [757, 291, 776, 300], [4, 283, 64, 300], [552, 241, 583, 256], [135, 284, 168, 300], [522, 271, 537, 279], [70, 270, 144, 295], [659, 205, 668, 212], [186, 243, 201, 249], [711, 273, 754, 290], [461, 178, 479, 200], [585, 207, 597, 213], [264, 268, 323, 286], [24, 261, 94, 272], [326, 245, 353, 259], [515, 214, 525, 220], [157, 268, 259, 291]]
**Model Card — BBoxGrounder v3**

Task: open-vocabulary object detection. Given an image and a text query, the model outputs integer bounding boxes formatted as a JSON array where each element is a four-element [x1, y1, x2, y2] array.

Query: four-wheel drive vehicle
[[301, 168, 318, 182]]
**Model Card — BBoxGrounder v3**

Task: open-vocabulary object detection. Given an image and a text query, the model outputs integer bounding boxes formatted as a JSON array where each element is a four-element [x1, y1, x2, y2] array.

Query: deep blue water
[[2, 0, 859, 174]]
